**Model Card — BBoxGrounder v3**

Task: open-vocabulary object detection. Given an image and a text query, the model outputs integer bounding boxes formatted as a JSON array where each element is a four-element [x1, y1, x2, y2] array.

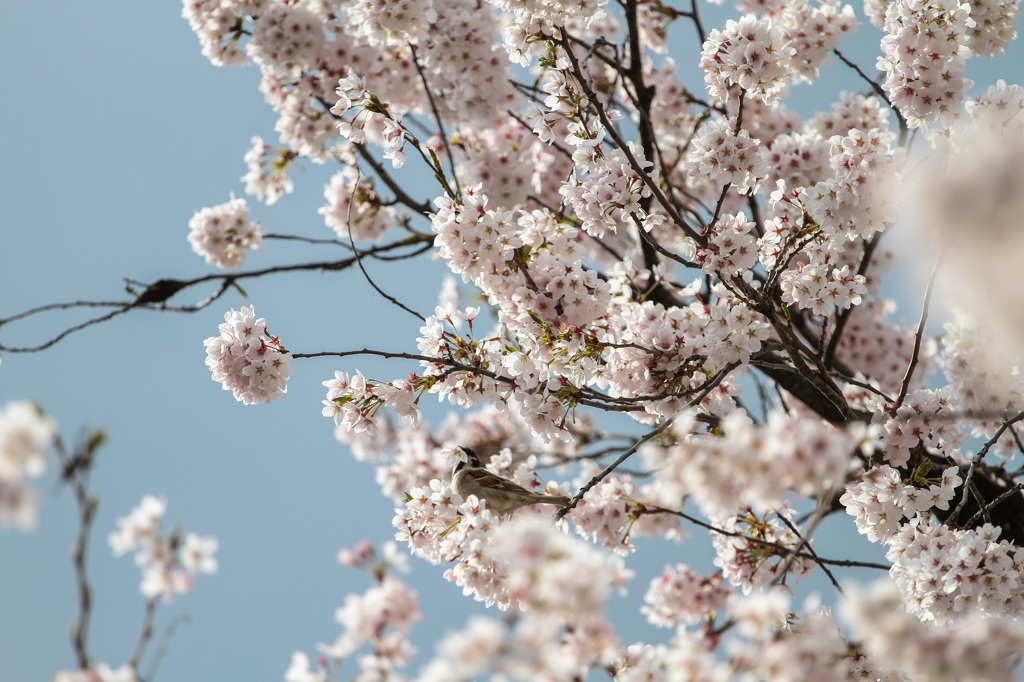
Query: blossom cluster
[[965, 0, 1020, 56], [691, 212, 760, 276], [646, 410, 863, 516], [393, 469, 582, 609], [878, 0, 974, 128], [560, 131, 657, 239], [166, 0, 1024, 678], [322, 369, 419, 436], [641, 563, 730, 627], [449, 120, 562, 211], [341, 0, 437, 49], [759, 151, 888, 335], [247, 2, 322, 78], [940, 320, 1024, 456], [839, 579, 1024, 680], [0, 400, 56, 530], [777, 0, 857, 82], [596, 295, 741, 420], [684, 119, 768, 195], [399, 511, 631, 680], [841, 463, 963, 543], [703, 297, 772, 368], [803, 127, 902, 242], [286, 541, 417, 682], [699, 14, 796, 104], [187, 195, 264, 269], [710, 508, 817, 592], [181, 0, 251, 67], [108, 495, 218, 601], [203, 306, 293, 404], [242, 136, 294, 206], [779, 260, 866, 316], [878, 387, 964, 467], [887, 515, 1024, 623]]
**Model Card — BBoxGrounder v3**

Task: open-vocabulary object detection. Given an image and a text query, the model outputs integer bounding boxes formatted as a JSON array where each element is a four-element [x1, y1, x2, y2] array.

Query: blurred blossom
[[905, 120, 1024, 366], [0, 400, 56, 531]]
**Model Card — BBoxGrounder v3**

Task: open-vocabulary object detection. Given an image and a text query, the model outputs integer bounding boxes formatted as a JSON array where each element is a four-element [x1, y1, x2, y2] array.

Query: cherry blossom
[[204, 306, 292, 404], [685, 119, 768, 195], [700, 14, 797, 104], [878, 0, 975, 128], [187, 195, 264, 269], [17, 0, 1024, 678], [242, 136, 295, 205], [108, 495, 218, 602], [0, 400, 56, 530], [641, 563, 731, 627], [840, 579, 1024, 679]]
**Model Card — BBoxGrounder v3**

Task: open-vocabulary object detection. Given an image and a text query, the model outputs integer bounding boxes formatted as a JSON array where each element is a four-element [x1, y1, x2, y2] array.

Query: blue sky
[[1, 2, 1020, 681]]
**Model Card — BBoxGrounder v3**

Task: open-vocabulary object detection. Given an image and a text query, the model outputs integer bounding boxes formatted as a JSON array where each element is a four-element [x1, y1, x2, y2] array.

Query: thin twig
[[409, 44, 462, 198], [294, 348, 514, 385], [775, 497, 844, 595], [964, 483, 1024, 529], [143, 613, 192, 682], [1, 237, 431, 353], [640, 505, 889, 571], [127, 597, 160, 672], [832, 49, 909, 143], [831, 371, 896, 404], [832, 49, 895, 112], [896, 252, 943, 407], [553, 363, 737, 521], [264, 233, 352, 248], [949, 409, 1024, 525], [347, 173, 426, 322], [56, 434, 101, 670]]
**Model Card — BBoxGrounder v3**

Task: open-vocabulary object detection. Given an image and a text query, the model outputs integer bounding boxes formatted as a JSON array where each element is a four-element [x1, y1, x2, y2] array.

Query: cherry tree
[[4, 0, 1024, 679]]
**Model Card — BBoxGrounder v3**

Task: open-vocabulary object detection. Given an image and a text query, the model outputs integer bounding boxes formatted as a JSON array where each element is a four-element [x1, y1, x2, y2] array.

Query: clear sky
[[1, 3, 1020, 681]]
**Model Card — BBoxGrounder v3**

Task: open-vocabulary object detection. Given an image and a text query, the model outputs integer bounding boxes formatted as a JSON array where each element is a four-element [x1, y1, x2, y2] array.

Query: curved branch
[[1, 236, 432, 353]]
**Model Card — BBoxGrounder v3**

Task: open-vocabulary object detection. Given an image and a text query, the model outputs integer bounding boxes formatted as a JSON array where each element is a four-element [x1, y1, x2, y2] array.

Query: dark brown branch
[[949, 409, 1024, 525], [824, 233, 880, 369], [1, 236, 432, 353], [56, 433, 104, 669], [127, 597, 160, 672], [964, 483, 1024, 529]]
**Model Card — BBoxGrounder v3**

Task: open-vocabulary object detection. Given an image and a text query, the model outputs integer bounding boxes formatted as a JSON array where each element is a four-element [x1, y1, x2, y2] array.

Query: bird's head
[[452, 446, 482, 473]]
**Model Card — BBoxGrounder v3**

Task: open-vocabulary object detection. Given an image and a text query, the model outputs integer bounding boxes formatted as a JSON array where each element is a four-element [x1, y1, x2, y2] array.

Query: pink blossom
[[187, 196, 264, 270], [204, 306, 292, 405]]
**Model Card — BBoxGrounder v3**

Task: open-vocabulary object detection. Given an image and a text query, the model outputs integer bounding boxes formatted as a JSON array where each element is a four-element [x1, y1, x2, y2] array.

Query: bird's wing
[[464, 468, 533, 495]]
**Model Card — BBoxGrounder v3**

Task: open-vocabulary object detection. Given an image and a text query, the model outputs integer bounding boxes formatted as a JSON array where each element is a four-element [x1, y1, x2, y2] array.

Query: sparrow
[[451, 446, 572, 515]]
